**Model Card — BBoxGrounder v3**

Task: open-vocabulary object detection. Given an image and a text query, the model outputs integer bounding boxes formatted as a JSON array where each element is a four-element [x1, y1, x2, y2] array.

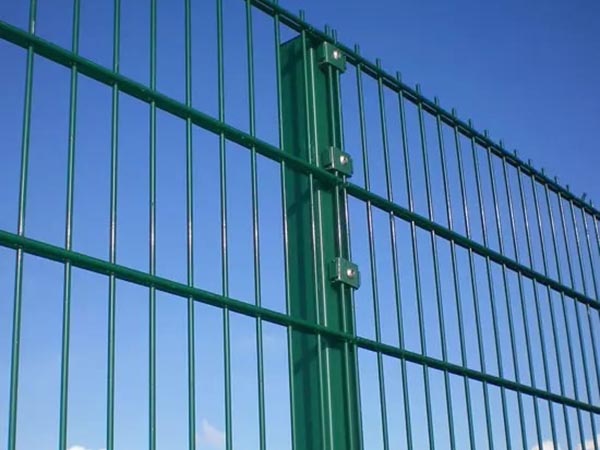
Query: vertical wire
[[595, 216, 600, 256], [529, 175, 561, 449], [435, 106, 462, 449], [492, 161, 528, 450], [580, 211, 600, 394], [588, 216, 600, 437], [331, 39, 362, 450], [184, 0, 196, 446], [7, 1, 37, 449], [556, 194, 587, 448], [106, 0, 121, 448], [570, 203, 590, 297], [244, 2, 266, 448], [365, 60, 386, 450], [481, 142, 512, 449], [355, 59, 412, 449], [483, 150, 518, 450], [544, 185, 576, 450], [362, 60, 389, 450], [327, 60, 354, 449], [594, 216, 600, 258], [343, 187, 366, 450], [557, 196, 577, 289], [415, 87, 452, 450], [450, 111, 477, 450], [431, 98, 457, 450], [592, 216, 600, 376], [337, 56, 365, 450], [216, 0, 232, 448], [148, 0, 157, 446], [523, 171, 562, 448], [576, 210, 600, 450], [450, 121, 488, 447], [396, 74, 414, 215], [412, 85, 435, 450], [486, 147, 538, 449], [272, 5, 296, 447], [509, 162, 545, 449], [58, 0, 80, 447], [465, 123, 496, 450], [384, 67, 412, 450], [581, 211, 600, 303], [567, 200, 599, 450], [391, 71, 414, 450]]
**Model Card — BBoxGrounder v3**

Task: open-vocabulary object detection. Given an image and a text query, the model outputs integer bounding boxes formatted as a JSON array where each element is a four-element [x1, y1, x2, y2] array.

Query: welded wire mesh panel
[[0, 0, 599, 450], [340, 51, 600, 450]]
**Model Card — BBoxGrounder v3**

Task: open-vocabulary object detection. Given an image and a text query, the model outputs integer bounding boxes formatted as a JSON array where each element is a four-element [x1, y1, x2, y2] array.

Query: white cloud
[[530, 440, 563, 450], [577, 434, 600, 450], [531, 435, 600, 450], [199, 418, 225, 449], [67, 446, 105, 450]]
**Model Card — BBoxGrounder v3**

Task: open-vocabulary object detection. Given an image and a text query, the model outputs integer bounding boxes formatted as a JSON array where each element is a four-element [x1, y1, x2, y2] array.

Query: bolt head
[[346, 268, 355, 279], [339, 154, 348, 165], [332, 50, 341, 60]]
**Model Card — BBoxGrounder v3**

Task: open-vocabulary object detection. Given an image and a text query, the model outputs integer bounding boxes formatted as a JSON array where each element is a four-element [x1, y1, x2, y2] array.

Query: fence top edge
[[251, 0, 600, 220]]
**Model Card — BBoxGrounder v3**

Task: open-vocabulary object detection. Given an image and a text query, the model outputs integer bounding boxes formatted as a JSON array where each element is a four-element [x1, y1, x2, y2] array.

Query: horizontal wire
[[0, 228, 599, 416], [3, 3, 597, 448], [0, 19, 596, 315]]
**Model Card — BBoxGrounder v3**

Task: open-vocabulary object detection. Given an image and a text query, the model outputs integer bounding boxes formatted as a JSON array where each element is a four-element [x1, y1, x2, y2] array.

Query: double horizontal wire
[[3, 0, 600, 449]]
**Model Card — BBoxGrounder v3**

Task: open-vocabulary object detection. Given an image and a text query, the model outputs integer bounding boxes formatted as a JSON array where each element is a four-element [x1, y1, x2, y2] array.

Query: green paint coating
[[281, 36, 361, 450], [1, 1, 600, 448]]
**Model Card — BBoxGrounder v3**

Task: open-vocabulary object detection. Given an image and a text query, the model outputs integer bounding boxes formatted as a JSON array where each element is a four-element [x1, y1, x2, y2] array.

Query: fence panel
[[1, 0, 599, 449]]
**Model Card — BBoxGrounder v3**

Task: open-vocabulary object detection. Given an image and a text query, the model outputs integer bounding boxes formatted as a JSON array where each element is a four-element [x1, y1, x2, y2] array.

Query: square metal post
[[280, 36, 361, 450]]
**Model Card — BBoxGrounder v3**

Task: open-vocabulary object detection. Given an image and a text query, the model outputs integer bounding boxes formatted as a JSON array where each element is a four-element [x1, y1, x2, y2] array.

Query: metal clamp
[[322, 146, 353, 177], [328, 257, 360, 289], [317, 42, 346, 73]]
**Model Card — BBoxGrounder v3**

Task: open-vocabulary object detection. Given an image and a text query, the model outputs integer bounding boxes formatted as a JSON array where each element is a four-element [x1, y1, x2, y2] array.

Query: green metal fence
[[1, 0, 599, 449]]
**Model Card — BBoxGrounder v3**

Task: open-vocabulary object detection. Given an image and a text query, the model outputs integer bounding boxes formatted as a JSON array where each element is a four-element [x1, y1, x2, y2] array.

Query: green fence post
[[280, 35, 361, 450]]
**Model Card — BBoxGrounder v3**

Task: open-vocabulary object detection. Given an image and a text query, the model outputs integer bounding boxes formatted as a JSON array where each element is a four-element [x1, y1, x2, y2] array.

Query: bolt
[[332, 50, 341, 60], [339, 154, 348, 165], [346, 267, 356, 279]]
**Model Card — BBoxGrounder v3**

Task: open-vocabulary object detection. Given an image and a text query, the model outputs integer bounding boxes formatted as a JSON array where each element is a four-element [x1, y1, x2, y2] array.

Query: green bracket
[[317, 41, 346, 72], [328, 257, 360, 289], [321, 146, 353, 177]]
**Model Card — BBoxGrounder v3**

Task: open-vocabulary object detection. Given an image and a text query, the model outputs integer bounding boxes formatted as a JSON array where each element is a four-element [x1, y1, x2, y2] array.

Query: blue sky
[[304, 0, 600, 204], [0, 0, 599, 449]]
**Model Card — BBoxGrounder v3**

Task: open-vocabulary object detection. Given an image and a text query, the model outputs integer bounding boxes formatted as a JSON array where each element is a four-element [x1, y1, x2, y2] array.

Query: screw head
[[346, 267, 356, 279], [332, 50, 341, 60], [339, 154, 349, 165]]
